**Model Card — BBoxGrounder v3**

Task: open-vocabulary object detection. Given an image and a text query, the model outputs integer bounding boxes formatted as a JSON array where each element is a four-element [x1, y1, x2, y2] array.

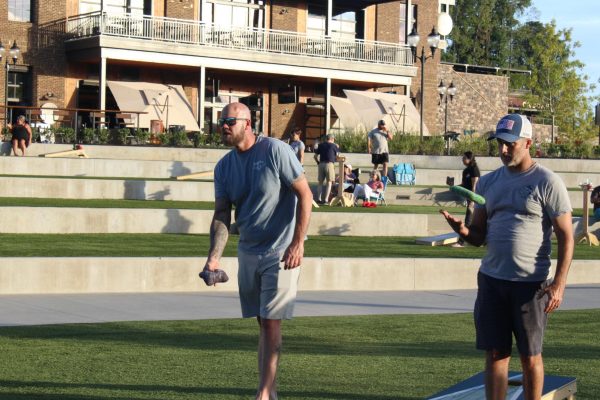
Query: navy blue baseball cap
[[488, 114, 532, 142]]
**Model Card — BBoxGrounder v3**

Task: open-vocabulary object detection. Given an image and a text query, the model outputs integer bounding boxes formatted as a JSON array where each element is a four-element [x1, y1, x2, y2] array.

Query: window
[[8, 0, 31, 22], [7, 70, 30, 103], [307, 4, 357, 40], [205, 0, 264, 28], [79, 0, 144, 15]]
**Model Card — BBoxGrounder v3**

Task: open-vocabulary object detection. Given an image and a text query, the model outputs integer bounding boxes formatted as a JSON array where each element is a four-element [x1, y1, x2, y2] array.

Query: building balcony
[[58, 12, 416, 84]]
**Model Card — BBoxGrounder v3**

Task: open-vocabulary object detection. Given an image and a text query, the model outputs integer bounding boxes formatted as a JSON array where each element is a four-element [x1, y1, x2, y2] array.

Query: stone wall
[[435, 63, 508, 137]]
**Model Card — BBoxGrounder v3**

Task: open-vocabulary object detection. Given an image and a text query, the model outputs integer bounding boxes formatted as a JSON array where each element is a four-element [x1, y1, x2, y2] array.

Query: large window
[[204, 0, 265, 28], [8, 0, 31, 22], [79, 0, 145, 15], [307, 5, 356, 40]]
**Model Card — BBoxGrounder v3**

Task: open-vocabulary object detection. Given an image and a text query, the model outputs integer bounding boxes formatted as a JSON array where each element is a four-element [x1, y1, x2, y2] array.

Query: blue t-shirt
[[315, 141, 339, 163], [214, 136, 304, 254], [476, 163, 571, 281], [289, 140, 305, 163]]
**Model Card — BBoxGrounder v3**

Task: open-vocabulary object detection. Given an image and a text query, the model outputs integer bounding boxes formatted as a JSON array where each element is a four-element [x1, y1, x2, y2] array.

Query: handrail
[[62, 11, 414, 67]]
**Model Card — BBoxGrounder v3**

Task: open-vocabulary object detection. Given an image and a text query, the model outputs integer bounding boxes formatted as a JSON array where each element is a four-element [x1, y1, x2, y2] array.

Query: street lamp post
[[0, 40, 21, 129], [437, 80, 457, 134], [438, 80, 458, 155], [407, 26, 440, 141]]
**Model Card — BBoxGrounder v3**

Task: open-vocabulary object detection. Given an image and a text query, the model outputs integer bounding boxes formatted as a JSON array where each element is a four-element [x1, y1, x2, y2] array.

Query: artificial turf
[[0, 311, 598, 399], [0, 233, 598, 259]]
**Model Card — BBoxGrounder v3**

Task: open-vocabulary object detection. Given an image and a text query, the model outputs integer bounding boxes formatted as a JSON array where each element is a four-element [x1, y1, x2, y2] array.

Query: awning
[[331, 90, 429, 135], [107, 81, 200, 131]]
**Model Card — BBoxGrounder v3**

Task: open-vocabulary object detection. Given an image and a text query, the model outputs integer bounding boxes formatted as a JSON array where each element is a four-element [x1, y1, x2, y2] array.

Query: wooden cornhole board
[[40, 149, 88, 158], [427, 371, 576, 400], [416, 232, 459, 246], [172, 171, 213, 180]]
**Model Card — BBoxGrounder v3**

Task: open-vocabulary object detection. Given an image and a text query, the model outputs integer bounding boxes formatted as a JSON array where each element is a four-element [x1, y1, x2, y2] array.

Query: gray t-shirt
[[368, 128, 390, 154], [477, 163, 571, 281], [214, 136, 304, 254]]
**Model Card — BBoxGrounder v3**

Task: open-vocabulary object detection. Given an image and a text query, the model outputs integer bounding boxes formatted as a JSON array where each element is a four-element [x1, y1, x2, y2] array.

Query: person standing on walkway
[[368, 119, 393, 178], [440, 114, 574, 400], [313, 133, 339, 204], [452, 151, 481, 248], [200, 102, 312, 400]]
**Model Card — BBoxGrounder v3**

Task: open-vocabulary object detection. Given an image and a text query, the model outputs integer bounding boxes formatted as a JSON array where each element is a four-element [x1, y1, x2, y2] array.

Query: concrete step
[[10, 143, 600, 174], [0, 206, 451, 236], [1, 206, 596, 237], [1, 256, 598, 294], [0, 176, 587, 207], [3, 154, 599, 190]]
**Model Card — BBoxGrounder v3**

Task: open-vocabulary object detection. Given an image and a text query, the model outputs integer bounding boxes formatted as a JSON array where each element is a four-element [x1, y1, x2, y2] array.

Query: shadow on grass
[[0, 380, 416, 400]]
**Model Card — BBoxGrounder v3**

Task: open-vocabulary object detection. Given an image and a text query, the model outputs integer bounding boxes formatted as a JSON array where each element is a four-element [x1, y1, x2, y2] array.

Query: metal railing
[[63, 12, 414, 67]]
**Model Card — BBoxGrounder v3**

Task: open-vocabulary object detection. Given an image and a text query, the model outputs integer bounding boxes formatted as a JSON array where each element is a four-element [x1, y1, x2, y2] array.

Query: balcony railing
[[63, 12, 414, 67]]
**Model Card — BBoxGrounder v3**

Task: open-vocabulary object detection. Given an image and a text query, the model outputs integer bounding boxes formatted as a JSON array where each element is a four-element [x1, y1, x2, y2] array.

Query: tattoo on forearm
[[208, 213, 230, 260]]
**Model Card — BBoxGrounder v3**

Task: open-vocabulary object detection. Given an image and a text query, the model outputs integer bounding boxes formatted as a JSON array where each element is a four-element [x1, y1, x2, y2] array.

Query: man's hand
[[199, 261, 229, 286], [282, 240, 303, 270], [543, 281, 565, 314], [439, 209, 468, 236]]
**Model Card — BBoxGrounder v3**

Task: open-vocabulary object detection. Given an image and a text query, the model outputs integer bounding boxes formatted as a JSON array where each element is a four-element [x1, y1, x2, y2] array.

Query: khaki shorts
[[237, 249, 301, 320], [318, 162, 335, 184]]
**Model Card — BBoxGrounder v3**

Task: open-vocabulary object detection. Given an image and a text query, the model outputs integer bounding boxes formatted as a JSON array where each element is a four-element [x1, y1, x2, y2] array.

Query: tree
[[443, 0, 531, 67], [512, 21, 596, 141]]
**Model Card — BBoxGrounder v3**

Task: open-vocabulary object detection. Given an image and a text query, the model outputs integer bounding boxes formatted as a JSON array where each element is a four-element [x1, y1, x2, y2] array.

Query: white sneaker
[[450, 242, 464, 248]]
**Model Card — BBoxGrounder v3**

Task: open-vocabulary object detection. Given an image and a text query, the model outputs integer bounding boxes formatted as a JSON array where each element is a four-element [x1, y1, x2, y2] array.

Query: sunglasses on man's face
[[496, 138, 518, 148], [218, 117, 248, 127]]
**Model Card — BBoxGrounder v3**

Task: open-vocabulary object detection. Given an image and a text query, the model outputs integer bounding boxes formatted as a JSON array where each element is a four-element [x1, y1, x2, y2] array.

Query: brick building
[[1, 0, 510, 145]]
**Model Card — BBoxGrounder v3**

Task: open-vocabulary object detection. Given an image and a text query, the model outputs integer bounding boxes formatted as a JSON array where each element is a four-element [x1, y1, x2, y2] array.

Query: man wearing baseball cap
[[441, 114, 574, 399]]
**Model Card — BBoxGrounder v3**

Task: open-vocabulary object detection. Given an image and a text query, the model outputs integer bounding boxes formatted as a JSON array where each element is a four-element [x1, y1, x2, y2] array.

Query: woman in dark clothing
[[11, 115, 32, 156], [453, 151, 481, 247]]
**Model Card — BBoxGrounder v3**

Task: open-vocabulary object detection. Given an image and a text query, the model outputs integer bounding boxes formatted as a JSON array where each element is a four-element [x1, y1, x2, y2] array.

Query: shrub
[[133, 128, 150, 145], [97, 128, 110, 144], [58, 127, 76, 144], [80, 127, 95, 144], [111, 128, 131, 145]]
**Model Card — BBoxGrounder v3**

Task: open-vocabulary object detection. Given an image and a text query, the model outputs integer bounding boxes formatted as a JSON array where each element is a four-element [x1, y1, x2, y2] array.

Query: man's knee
[[520, 353, 543, 371], [489, 348, 511, 362]]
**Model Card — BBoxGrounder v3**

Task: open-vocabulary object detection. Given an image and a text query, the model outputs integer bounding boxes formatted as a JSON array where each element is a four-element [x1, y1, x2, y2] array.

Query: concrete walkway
[[1, 284, 599, 327]]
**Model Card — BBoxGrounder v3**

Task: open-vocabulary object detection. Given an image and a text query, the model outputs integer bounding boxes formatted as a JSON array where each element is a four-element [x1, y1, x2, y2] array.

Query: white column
[[325, 77, 331, 135], [99, 56, 107, 111], [199, 66, 205, 132], [326, 0, 333, 36]]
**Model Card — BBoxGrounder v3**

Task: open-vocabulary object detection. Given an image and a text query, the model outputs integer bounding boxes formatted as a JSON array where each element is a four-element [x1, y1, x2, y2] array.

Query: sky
[[527, 0, 600, 101]]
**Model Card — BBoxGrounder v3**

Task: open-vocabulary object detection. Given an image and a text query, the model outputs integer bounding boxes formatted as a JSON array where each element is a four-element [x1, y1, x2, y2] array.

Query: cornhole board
[[172, 171, 213, 180], [416, 232, 459, 246], [40, 149, 88, 158], [427, 371, 576, 400]]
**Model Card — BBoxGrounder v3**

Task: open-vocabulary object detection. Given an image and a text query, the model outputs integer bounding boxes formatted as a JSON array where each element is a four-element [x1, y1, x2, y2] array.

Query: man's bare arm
[[544, 212, 574, 313], [282, 175, 312, 269], [205, 197, 233, 270], [440, 206, 487, 247]]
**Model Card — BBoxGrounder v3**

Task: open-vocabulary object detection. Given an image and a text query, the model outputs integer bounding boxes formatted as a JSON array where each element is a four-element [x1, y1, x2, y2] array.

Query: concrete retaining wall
[[0, 176, 587, 207], [1, 257, 598, 294], [0, 207, 446, 236]]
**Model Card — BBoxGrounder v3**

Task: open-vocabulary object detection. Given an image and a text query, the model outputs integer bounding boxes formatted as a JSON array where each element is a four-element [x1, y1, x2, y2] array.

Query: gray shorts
[[237, 249, 301, 320], [474, 272, 549, 356]]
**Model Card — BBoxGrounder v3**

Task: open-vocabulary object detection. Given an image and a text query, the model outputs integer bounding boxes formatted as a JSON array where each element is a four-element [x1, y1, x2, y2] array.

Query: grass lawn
[[1, 233, 599, 259], [0, 311, 598, 399]]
